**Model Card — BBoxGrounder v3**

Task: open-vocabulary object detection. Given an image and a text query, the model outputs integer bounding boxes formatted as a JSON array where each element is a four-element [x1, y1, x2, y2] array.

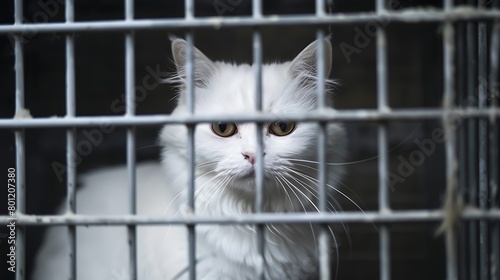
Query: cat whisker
[[289, 165, 341, 211], [170, 169, 226, 224], [282, 167, 353, 249], [285, 158, 347, 166], [191, 169, 234, 214], [286, 157, 373, 167], [271, 174, 296, 213], [278, 174, 341, 271], [288, 175, 342, 278], [195, 160, 219, 168], [285, 166, 365, 214], [162, 169, 222, 243], [285, 166, 355, 212], [277, 174, 317, 213], [169, 166, 226, 216], [274, 174, 319, 256], [264, 225, 281, 246], [202, 173, 234, 215], [186, 170, 231, 214], [279, 169, 321, 212], [136, 144, 161, 151], [281, 172, 347, 247], [270, 174, 314, 245], [286, 161, 367, 211]]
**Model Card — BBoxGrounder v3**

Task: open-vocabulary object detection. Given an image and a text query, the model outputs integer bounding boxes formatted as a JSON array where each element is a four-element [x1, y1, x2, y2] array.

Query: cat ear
[[171, 38, 217, 88], [288, 38, 332, 79]]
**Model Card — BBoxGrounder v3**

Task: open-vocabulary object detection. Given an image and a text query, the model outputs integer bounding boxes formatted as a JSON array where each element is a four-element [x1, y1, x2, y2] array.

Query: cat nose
[[242, 152, 255, 165], [242, 152, 256, 165], [242, 152, 266, 166]]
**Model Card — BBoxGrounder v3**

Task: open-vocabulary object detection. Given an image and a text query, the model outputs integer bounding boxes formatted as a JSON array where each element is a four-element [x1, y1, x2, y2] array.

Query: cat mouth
[[228, 167, 271, 180], [233, 168, 259, 180], [240, 169, 255, 178]]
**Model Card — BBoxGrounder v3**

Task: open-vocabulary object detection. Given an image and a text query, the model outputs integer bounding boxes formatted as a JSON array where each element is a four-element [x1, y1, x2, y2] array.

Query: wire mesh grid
[[0, 0, 499, 280]]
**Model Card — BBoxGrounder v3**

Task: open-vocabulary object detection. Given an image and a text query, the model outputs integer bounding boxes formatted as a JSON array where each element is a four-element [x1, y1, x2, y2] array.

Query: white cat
[[33, 38, 346, 280]]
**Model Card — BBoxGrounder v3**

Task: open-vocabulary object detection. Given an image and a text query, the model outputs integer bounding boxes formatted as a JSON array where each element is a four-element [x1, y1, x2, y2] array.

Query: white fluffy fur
[[33, 38, 346, 280]]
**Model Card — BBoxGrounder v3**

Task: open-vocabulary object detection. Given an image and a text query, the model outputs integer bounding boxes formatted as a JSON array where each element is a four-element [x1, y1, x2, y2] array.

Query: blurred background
[[1, 0, 497, 279]]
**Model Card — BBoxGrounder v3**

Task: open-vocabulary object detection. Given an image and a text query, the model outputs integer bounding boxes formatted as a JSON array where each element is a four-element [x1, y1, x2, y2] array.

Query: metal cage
[[1, 0, 499, 279]]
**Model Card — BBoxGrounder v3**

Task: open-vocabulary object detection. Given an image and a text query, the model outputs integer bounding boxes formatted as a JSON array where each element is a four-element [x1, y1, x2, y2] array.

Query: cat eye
[[269, 121, 296, 136], [211, 122, 238, 137]]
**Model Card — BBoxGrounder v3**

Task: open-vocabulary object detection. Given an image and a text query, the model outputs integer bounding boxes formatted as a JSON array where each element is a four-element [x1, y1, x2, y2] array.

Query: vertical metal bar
[[456, 19, 468, 280], [315, 1, 331, 279], [252, 0, 263, 219], [315, 35, 326, 208], [186, 127, 196, 280], [315, 28, 330, 280], [376, 0, 389, 204], [376, 1, 390, 280], [185, 0, 194, 19], [125, 117, 137, 278], [477, 1, 489, 280], [443, 0, 458, 279], [489, 18, 500, 280], [14, 0, 26, 279], [253, 0, 262, 18], [65, 1, 77, 279], [124, 1, 137, 280], [316, 0, 326, 16], [252, 1, 265, 279], [185, 1, 196, 278], [466, 1, 479, 277], [378, 125, 390, 280], [186, 126, 196, 280], [184, 12, 194, 184], [253, 32, 265, 280]]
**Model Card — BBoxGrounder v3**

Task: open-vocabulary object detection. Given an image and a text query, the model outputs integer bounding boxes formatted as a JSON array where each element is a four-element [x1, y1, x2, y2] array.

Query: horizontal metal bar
[[1, 109, 500, 128], [1, 9, 500, 35], [2, 210, 500, 226]]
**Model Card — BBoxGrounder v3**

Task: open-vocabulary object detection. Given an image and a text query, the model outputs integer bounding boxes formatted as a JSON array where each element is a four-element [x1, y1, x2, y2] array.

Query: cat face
[[193, 67, 319, 182], [166, 38, 342, 193]]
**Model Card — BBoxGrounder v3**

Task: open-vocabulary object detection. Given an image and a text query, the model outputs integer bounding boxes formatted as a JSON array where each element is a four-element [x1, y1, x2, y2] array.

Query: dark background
[[1, 0, 493, 279]]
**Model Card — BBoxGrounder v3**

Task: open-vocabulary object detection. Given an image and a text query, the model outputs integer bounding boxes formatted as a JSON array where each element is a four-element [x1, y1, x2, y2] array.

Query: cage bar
[[477, 2, 490, 280], [314, 27, 331, 280], [443, 0, 459, 278], [124, 0, 138, 279], [3, 11, 500, 35], [186, 114, 196, 280], [2, 209, 500, 226], [313, 5, 332, 275], [456, 17, 468, 280], [14, 0, 26, 278], [3, 109, 500, 129], [252, 38, 266, 279], [376, 0, 391, 280], [184, 1, 196, 278], [251, 0, 265, 278], [489, 18, 500, 280], [64, 0, 77, 279], [315, 0, 332, 279]]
